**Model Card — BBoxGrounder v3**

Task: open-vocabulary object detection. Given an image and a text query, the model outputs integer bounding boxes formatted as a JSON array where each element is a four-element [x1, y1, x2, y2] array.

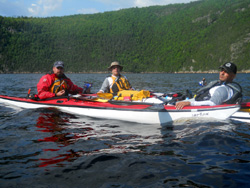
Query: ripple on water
[[1, 73, 250, 187]]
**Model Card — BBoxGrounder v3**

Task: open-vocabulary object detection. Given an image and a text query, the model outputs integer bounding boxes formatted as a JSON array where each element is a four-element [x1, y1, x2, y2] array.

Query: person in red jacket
[[37, 61, 84, 100]]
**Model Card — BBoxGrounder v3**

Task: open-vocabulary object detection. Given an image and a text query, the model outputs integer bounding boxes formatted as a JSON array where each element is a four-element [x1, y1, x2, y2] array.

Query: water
[[0, 73, 250, 188]]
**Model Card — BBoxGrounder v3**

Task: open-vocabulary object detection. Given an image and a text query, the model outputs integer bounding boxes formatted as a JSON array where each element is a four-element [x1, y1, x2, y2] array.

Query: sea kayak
[[230, 102, 250, 123], [0, 94, 240, 125]]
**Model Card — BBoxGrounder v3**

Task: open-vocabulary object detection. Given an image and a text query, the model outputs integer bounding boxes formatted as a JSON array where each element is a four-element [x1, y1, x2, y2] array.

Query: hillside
[[0, 0, 250, 73]]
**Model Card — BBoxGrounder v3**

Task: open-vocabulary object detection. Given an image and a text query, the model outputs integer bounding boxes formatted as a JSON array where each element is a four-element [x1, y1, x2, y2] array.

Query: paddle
[[71, 93, 110, 103]]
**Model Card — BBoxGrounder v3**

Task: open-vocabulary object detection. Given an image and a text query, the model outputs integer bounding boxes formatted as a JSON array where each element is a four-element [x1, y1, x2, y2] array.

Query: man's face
[[111, 66, 121, 76], [219, 68, 235, 82], [53, 66, 64, 77]]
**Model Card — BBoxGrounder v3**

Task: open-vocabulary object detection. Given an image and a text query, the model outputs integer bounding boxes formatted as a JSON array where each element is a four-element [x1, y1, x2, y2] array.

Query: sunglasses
[[112, 66, 120, 70], [220, 68, 228, 73]]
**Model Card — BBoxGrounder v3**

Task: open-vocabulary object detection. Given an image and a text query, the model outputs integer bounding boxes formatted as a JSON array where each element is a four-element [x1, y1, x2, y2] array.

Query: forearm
[[69, 85, 83, 94], [175, 99, 216, 110], [190, 100, 216, 106], [38, 90, 55, 100], [66, 79, 83, 94]]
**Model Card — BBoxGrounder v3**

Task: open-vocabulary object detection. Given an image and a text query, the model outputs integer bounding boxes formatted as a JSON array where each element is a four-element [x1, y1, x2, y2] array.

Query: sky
[[0, 0, 199, 18]]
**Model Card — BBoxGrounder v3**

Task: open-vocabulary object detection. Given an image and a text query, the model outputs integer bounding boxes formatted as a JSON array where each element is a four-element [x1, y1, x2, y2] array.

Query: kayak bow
[[230, 102, 250, 123]]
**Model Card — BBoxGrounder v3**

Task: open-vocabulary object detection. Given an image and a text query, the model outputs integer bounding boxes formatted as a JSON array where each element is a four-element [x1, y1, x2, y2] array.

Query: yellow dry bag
[[114, 90, 150, 101]]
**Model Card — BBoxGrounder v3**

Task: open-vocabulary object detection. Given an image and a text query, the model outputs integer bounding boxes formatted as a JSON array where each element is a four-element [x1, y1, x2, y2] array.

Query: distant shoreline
[[1, 71, 250, 74]]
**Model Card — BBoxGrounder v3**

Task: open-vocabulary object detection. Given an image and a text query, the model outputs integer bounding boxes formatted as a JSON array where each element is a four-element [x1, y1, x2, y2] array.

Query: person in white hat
[[97, 61, 133, 94]]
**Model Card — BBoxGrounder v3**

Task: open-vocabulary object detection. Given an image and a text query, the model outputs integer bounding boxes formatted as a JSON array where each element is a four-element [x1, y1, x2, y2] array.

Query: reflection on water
[[35, 109, 81, 167], [34, 108, 164, 168], [1, 105, 250, 187]]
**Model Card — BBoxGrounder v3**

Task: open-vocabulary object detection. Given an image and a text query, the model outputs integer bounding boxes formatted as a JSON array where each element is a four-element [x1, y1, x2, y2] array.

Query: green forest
[[0, 0, 250, 73]]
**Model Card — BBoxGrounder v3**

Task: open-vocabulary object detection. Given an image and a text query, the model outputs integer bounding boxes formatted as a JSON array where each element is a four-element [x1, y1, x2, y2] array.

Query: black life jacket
[[195, 80, 242, 104]]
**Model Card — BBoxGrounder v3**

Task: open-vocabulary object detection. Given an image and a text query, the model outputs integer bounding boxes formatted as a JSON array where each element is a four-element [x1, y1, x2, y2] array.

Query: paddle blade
[[97, 93, 113, 100]]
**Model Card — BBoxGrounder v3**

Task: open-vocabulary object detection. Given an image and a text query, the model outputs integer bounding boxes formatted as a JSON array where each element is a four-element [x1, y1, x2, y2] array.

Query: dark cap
[[54, 61, 64, 68], [219, 62, 237, 74]]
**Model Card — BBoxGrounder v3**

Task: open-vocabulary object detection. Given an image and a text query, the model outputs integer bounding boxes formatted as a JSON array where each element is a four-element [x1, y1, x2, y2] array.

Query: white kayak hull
[[230, 102, 250, 123], [230, 111, 250, 123], [0, 95, 240, 125]]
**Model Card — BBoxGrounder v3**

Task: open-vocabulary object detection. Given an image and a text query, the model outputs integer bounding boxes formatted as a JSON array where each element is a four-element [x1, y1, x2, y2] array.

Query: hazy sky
[[0, 0, 199, 17]]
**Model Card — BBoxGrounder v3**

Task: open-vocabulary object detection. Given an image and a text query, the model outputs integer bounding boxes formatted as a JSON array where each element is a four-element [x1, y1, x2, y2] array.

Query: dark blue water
[[1, 73, 250, 188]]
